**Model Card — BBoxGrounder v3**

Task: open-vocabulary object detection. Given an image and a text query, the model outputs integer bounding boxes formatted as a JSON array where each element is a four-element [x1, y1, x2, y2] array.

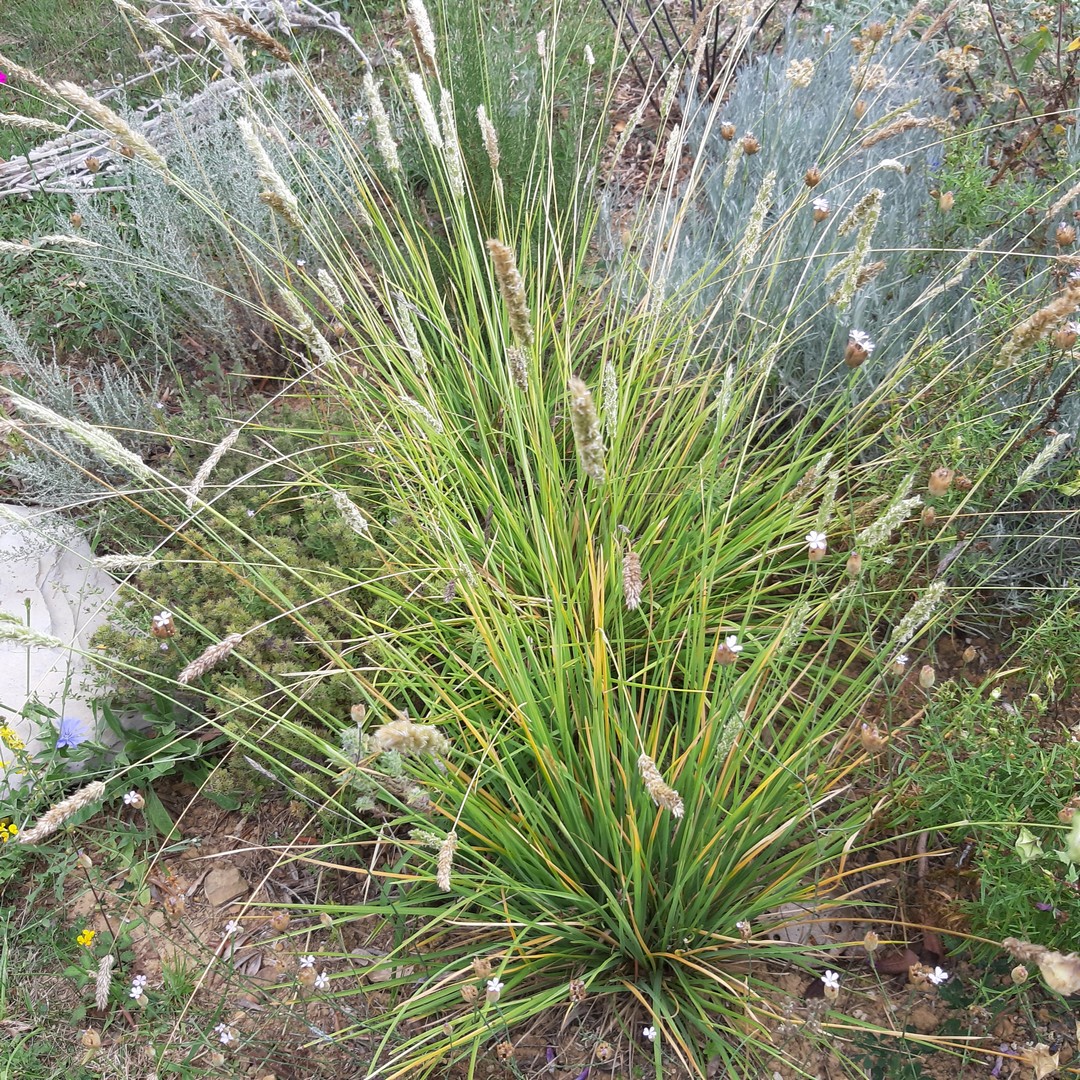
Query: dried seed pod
[[860, 723, 888, 753], [720, 122, 736, 140], [846, 551, 863, 578], [741, 133, 760, 155], [921, 505, 936, 528], [804, 165, 822, 187], [919, 664, 936, 689], [937, 190, 955, 212], [927, 467, 954, 496], [853, 99, 868, 120], [1056, 222, 1077, 248]]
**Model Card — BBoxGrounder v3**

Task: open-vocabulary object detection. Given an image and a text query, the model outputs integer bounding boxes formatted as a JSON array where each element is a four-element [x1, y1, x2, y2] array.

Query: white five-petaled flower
[[123, 790, 142, 807], [151, 610, 172, 628], [928, 966, 949, 985], [314, 970, 330, 991], [486, 977, 504, 994], [822, 970, 840, 990], [299, 954, 316, 969], [223, 920, 242, 937], [214, 1022, 237, 1045], [848, 329, 875, 354], [724, 635, 742, 654], [643, 1026, 657, 1042], [813, 197, 829, 212], [129, 973, 148, 999], [806, 530, 827, 552]]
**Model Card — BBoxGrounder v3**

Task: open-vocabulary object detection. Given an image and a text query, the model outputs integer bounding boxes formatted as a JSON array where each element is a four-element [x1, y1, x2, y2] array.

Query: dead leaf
[[1003, 938, 1080, 995], [1018, 1043, 1059, 1080]]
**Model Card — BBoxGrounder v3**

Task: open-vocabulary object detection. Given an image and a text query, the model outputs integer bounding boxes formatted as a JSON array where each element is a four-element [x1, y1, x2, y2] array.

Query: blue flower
[[56, 717, 87, 749]]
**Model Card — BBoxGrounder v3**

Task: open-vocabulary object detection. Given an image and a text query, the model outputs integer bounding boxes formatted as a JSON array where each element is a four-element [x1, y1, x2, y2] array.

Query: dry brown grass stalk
[[206, 12, 292, 63], [999, 282, 1080, 366]]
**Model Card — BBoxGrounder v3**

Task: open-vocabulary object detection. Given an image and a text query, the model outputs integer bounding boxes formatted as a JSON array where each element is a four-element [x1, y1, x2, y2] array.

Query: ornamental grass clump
[[4, 4, 1072, 1077]]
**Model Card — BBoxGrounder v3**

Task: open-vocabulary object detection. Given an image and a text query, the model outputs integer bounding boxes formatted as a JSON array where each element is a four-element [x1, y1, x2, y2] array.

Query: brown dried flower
[[720, 122, 736, 140], [637, 754, 684, 818], [741, 133, 760, 155], [927, 467, 954, 496]]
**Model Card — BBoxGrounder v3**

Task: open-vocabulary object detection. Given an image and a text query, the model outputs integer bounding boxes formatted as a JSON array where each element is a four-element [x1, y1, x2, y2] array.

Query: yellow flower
[[77, 929, 96, 947], [0, 726, 25, 752], [0, 824, 17, 843]]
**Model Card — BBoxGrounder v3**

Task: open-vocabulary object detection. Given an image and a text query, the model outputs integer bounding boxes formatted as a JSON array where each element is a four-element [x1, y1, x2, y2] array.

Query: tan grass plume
[[17, 780, 107, 844], [436, 829, 457, 891], [486, 239, 533, 347], [177, 633, 244, 684], [568, 377, 605, 483], [637, 754, 684, 818]]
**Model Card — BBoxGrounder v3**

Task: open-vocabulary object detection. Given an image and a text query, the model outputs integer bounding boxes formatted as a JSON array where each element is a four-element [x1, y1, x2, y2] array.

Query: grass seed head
[[637, 754, 684, 818], [567, 377, 605, 483], [18, 780, 107, 845], [622, 548, 643, 610], [370, 718, 450, 757], [486, 239, 533, 347]]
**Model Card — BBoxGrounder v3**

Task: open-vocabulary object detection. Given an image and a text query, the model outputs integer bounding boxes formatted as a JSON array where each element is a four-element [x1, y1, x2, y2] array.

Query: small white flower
[[151, 610, 172, 628], [314, 970, 330, 991], [245, 508, 256, 518], [849, 329, 875, 354], [299, 954, 316, 969], [823, 23, 835, 33], [813, 197, 829, 212], [806, 530, 827, 552], [123, 790, 143, 807], [295, 258, 306, 267], [643, 1025, 657, 1042], [723, 634, 742, 654], [928, 966, 949, 985], [129, 973, 148, 999], [223, 920, 242, 936], [486, 977, 504, 995], [822, 970, 841, 990], [214, 1022, 237, 1045]]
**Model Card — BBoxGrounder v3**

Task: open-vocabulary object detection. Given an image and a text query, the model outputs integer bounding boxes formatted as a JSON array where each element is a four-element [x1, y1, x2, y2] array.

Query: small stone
[[203, 867, 250, 906]]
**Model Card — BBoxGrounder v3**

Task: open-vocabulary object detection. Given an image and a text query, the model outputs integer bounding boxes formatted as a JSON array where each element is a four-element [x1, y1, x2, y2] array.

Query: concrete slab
[[0, 505, 118, 784]]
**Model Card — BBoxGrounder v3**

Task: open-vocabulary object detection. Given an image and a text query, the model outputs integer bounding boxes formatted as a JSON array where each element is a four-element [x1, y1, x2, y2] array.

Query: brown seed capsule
[[85, 156, 101, 173], [1010, 964, 1028, 984], [1056, 222, 1077, 248], [714, 635, 743, 666], [962, 645, 977, 664], [921, 505, 936, 528], [863, 930, 881, 953], [595, 1042, 615, 1063], [937, 190, 955, 212], [844, 340, 870, 368], [927, 467, 954, 496], [270, 911, 290, 933], [860, 723, 888, 753], [853, 99, 868, 120], [472, 956, 492, 979], [846, 551, 863, 578], [813, 202, 830, 223], [568, 978, 587, 1002], [866, 21, 886, 42], [741, 133, 760, 155], [804, 165, 822, 187], [919, 664, 936, 689], [495, 1042, 514, 1062], [953, 473, 973, 491], [81, 1029, 102, 1050], [461, 983, 479, 1004], [1053, 325, 1079, 350], [720, 122, 736, 141], [70, 212, 83, 228]]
